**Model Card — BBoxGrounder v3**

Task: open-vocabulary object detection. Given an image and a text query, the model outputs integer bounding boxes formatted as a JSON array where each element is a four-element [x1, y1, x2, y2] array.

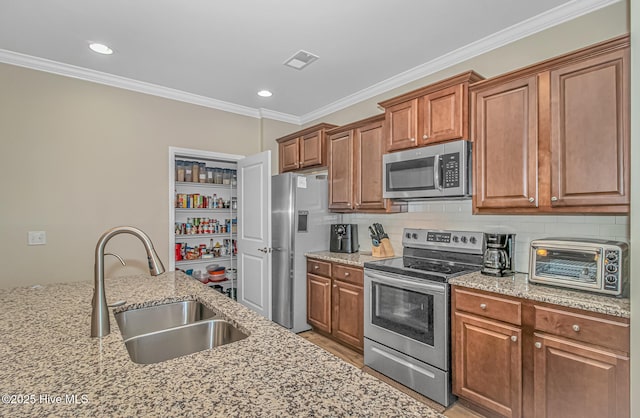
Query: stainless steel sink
[[115, 300, 218, 340], [122, 319, 248, 364]]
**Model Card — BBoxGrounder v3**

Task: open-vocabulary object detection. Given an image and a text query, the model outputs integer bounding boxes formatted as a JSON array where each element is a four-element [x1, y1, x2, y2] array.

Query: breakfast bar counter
[[0, 271, 443, 417]]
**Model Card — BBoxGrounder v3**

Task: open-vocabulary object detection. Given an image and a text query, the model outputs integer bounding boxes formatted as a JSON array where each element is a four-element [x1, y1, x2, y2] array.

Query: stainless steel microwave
[[382, 140, 471, 199], [529, 238, 629, 296]]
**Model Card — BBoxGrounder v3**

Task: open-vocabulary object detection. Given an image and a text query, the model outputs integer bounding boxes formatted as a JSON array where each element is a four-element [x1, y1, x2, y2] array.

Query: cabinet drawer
[[307, 259, 331, 277], [332, 264, 363, 286], [534, 306, 630, 353], [454, 288, 521, 325]]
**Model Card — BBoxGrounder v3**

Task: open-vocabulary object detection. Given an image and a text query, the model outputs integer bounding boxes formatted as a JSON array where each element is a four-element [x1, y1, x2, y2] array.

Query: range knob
[[469, 236, 477, 244], [412, 233, 418, 240], [460, 236, 468, 244], [452, 236, 459, 243], [405, 232, 411, 239]]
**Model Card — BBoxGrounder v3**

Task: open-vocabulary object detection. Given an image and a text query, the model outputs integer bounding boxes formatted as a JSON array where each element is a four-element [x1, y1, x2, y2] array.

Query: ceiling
[[0, 0, 619, 124]]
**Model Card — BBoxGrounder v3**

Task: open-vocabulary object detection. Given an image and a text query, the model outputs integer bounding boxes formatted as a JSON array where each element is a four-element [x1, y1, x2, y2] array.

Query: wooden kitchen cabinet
[[379, 71, 484, 152], [276, 123, 337, 173], [452, 286, 630, 418], [471, 35, 630, 214], [327, 115, 405, 213], [306, 258, 364, 352]]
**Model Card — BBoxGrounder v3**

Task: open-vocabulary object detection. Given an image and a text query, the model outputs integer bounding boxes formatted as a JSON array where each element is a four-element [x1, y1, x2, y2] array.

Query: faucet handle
[[105, 252, 126, 266]]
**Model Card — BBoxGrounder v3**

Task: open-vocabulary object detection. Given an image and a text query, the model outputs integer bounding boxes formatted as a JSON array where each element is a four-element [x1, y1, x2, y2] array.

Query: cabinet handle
[[480, 303, 487, 310], [535, 342, 542, 349], [333, 285, 337, 288], [344, 272, 350, 277], [410, 138, 416, 142], [423, 135, 429, 140], [551, 196, 558, 202], [511, 336, 518, 342], [572, 324, 580, 332], [314, 265, 319, 270], [528, 197, 535, 203]]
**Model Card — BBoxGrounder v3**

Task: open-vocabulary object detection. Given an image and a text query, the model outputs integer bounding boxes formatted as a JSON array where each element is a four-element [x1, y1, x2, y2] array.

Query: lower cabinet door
[[454, 312, 522, 418], [332, 279, 364, 349], [306, 274, 332, 333], [533, 333, 630, 418]]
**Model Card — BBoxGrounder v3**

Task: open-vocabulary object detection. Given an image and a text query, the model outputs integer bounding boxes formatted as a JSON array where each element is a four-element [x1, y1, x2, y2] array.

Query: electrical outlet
[[28, 231, 46, 245]]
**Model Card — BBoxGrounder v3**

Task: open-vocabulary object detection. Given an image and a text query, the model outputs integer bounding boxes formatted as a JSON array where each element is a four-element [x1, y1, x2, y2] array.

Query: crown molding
[[299, 0, 622, 124], [258, 108, 301, 125]]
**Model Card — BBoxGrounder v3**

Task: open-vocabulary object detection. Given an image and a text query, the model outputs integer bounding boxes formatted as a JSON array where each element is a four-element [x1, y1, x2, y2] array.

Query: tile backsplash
[[343, 200, 629, 273]]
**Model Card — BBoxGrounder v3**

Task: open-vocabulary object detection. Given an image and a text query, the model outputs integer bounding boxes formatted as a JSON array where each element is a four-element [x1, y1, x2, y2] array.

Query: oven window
[[534, 248, 599, 282], [386, 157, 435, 191], [371, 282, 434, 346]]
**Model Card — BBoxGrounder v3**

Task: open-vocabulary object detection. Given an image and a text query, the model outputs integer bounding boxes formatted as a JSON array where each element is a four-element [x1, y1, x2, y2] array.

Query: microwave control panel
[[604, 249, 620, 291], [442, 153, 460, 189]]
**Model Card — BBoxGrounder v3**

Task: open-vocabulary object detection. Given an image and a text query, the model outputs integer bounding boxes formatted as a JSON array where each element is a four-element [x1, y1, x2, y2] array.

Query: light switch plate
[[28, 231, 46, 245]]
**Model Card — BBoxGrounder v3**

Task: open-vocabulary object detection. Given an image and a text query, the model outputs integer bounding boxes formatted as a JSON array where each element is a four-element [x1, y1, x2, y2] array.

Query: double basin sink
[[114, 300, 248, 364]]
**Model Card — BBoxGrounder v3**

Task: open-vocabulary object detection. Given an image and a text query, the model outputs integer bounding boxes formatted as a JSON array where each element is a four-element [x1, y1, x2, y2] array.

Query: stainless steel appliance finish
[[330, 224, 359, 253], [481, 233, 515, 277], [363, 228, 485, 406], [382, 139, 471, 200], [271, 173, 332, 333], [529, 238, 629, 296]]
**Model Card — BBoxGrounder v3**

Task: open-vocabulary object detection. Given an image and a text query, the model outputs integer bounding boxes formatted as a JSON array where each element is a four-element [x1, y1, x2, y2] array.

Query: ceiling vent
[[283, 50, 319, 70]]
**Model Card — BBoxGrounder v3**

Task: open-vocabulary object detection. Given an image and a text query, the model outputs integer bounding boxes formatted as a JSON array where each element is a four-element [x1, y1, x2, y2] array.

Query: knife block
[[372, 238, 394, 258]]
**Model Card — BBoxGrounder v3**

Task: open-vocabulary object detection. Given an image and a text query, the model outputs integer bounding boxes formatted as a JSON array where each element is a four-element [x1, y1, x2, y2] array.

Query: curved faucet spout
[[91, 226, 166, 338]]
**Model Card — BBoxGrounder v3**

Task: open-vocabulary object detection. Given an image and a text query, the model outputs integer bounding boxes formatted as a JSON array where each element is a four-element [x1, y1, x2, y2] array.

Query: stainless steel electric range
[[363, 228, 485, 407]]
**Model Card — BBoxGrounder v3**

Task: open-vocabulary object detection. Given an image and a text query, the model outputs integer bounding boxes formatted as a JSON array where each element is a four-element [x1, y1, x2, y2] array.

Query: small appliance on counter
[[481, 233, 515, 277], [529, 237, 629, 296], [330, 224, 359, 253]]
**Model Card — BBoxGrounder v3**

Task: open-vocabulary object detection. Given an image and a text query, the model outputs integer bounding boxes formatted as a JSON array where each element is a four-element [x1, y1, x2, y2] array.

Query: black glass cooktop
[[364, 256, 481, 283]]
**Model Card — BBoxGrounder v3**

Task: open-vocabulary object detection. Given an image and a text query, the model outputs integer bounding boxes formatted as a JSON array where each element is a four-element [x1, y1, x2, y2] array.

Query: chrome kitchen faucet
[[91, 226, 165, 338]]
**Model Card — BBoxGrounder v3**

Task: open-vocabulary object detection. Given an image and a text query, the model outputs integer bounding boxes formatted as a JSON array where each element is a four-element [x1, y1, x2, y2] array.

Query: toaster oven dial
[[605, 251, 619, 262], [605, 274, 618, 284], [605, 263, 618, 273]]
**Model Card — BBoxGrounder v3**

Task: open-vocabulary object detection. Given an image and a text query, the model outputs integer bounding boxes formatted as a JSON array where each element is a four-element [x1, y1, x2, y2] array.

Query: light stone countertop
[[449, 272, 630, 318], [0, 271, 443, 418], [305, 251, 395, 267]]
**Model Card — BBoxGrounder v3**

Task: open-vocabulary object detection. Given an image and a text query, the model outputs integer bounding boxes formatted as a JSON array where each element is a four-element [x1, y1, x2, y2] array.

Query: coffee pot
[[482, 233, 515, 277]]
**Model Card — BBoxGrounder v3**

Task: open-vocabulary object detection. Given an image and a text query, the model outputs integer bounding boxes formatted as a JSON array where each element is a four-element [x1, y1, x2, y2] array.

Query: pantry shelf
[[175, 257, 236, 267], [176, 233, 237, 239]]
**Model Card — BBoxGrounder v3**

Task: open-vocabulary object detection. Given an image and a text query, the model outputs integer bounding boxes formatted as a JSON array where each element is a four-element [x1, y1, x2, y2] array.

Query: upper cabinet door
[[419, 84, 464, 145], [328, 130, 354, 210], [385, 99, 418, 152], [279, 137, 300, 173], [354, 119, 386, 210], [549, 48, 629, 208], [300, 130, 324, 168], [473, 76, 539, 210]]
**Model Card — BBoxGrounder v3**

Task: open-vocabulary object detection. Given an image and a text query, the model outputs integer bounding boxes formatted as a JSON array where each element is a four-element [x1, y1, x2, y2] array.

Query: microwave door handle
[[434, 154, 442, 191]]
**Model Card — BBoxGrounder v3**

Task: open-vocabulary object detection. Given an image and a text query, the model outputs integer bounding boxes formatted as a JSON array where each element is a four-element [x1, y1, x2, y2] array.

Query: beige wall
[[0, 63, 261, 288]]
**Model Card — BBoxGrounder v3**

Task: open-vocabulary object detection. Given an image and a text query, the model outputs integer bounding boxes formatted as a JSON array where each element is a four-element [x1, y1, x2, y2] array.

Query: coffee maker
[[482, 233, 515, 277]]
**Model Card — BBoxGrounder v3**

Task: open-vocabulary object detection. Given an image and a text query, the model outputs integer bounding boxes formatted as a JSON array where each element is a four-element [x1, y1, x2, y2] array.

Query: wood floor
[[298, 331, 485, 418]]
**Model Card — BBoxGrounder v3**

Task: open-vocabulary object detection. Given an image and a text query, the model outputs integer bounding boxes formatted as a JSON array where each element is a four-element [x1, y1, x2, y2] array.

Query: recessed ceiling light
[[257, 90, 273, 97], [89, 42, 113, 55]]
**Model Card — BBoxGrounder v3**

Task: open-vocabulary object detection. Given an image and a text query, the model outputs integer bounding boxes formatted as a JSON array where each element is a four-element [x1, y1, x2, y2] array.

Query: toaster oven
[[528, 238, 629, 296]]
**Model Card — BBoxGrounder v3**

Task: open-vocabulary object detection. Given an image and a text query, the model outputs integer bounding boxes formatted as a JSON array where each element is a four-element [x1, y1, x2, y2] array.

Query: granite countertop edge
[[449, 272, 630, 318], [305, 250, 395, 267]]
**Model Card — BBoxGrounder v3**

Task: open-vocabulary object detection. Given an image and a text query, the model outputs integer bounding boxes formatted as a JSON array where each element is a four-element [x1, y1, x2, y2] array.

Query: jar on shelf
[[191, 161, 200, 183], [223, 169, 230, 185], [213, 168, 222, 184], [176, 161, 186, 182], [231, 170, 237, 186], [207, 167, 214, 183], [185, 162, 193, 182], [199, 163, 207, 183]]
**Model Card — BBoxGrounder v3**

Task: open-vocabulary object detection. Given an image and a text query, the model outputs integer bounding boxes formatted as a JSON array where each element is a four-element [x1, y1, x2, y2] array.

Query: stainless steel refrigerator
[[272, 172, 333, 333]]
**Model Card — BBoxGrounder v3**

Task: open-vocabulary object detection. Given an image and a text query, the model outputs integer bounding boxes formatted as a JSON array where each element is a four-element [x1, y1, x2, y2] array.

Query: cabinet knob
[[410, 138, 416, 142], [333, 284, 337, 288], [344, 272, 350, 277], [314, 265, 319, 270], [551, 196, 558, 202], [511, 336, 518, 342], [535, 342, 542, 349], [480, 303, 487, 310], [528, 197, 535, 203], [572, 324, 580, 332], [423, 135, 429, 140]]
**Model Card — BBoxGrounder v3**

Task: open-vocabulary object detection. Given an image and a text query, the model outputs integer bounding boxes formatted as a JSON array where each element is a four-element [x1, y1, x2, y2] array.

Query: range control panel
[[402, 228, 485, 254]]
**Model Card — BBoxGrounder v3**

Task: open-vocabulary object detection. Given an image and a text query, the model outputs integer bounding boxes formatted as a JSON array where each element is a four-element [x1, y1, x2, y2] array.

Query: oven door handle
[[365, 270, 446, 294]]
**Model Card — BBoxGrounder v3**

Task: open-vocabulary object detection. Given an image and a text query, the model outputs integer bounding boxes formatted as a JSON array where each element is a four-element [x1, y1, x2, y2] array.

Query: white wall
[[345, 202, 629, 272]]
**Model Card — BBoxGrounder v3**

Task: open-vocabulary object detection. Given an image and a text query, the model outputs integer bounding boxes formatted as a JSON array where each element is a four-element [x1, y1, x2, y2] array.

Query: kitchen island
[[0, 271, 443, 417]]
